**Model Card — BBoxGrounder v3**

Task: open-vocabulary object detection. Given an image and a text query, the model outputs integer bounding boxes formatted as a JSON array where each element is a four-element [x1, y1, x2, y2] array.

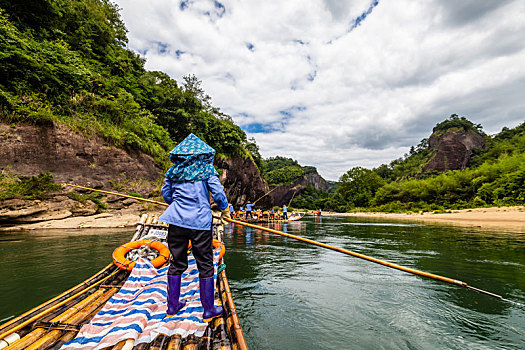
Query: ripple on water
[[1, 222, 524, 350]]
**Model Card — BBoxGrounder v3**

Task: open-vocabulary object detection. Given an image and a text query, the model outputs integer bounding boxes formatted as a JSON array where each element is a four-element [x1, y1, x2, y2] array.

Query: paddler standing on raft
[[245, 202, 255, 219], [229, 204, 235, 218], [282, 205, 288, 220], [159, 133, 230, 322]]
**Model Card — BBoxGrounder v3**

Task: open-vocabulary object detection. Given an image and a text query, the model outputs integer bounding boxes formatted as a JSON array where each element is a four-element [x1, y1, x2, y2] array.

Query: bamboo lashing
[[23, 288, 119, 350], [64, 184, 524, 308]]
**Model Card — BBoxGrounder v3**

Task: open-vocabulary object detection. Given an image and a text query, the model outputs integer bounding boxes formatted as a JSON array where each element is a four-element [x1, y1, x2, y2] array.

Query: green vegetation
[[337, 167, 384, 207], [0, 171, 62, 200], [260, 156, 335, 210], [67, 191, 108, 211], [0, 0, 257, 170], [335, 118, 525, 212], [262, 156, 306, 185], [432, 114, 485, 135], [291, 185, 335, 210]]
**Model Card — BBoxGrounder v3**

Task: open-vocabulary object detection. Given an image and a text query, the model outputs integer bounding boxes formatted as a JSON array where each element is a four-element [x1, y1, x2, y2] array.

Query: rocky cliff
[[215, 155, 267, 207], [423, 130, 485, 172], [0, 122, 269, 223], [0, 122, 162, 188], [258, 172, 329, 208]]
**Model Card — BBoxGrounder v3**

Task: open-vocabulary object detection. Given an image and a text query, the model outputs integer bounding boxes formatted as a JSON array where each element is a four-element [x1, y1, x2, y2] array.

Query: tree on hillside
[[337, 167, 384, 208], [433, 114, 484, 135]]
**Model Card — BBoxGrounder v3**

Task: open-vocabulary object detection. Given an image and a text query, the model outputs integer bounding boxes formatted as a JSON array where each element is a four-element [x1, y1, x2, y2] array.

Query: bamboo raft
[[0, 214, 248, 350], [234, 212, 305, 224]]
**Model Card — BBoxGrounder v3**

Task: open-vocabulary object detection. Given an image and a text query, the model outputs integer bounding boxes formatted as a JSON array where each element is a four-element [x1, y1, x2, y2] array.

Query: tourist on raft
[[282, 205, 288, 220], [245, 202, 255, 219], [159, 133, 230, 322]]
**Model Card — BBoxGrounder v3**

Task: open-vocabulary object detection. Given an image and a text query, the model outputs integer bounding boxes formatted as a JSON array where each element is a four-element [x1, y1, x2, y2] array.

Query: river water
[[1, 216, 524, 349]]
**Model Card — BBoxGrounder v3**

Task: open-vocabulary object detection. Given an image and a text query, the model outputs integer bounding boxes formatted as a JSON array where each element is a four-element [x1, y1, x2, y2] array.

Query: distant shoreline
[[320, 206, 525, 233], [2, 206, 524, 233]]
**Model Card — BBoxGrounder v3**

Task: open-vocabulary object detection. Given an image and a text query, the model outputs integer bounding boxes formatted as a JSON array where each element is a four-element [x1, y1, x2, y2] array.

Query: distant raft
[[235, 212, 305, 224]]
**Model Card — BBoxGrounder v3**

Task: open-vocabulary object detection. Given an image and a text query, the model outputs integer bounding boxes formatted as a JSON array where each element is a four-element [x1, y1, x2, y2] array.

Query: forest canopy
[[0, 0, 255, 169]]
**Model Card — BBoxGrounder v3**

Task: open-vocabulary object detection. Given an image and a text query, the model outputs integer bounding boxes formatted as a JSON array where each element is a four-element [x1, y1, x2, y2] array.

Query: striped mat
[[60, 249, 220, 350]]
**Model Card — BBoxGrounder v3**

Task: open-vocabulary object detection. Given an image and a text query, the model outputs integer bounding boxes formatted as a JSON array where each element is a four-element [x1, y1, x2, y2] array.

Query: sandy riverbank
[[321, 206, 525, 233]]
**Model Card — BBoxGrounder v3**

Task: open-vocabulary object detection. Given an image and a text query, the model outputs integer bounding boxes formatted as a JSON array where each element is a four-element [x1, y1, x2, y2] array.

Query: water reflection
[[224, 217, 525, 350], [1, 219, 524, 349]]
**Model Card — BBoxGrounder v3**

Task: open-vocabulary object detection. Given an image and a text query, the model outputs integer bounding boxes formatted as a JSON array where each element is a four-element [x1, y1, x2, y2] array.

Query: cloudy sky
[[114, 0, 525, 180]]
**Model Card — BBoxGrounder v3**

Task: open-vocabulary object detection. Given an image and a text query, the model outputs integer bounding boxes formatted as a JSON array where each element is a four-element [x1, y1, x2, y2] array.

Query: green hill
[[0, 0, 256, 169], [336, 117, 525, 212]]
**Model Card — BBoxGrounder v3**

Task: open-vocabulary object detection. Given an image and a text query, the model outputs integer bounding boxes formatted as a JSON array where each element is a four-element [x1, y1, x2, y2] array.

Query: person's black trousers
[[167, 224, 214, 278]]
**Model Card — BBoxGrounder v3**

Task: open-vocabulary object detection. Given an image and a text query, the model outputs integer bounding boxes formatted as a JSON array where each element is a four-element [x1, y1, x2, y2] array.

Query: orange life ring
[[113, 240, 170, 271], [187, 239, 226, 260]]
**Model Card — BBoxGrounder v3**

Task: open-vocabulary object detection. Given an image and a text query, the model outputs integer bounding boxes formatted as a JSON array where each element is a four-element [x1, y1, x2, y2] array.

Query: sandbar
[[321, 206, 525, 233]]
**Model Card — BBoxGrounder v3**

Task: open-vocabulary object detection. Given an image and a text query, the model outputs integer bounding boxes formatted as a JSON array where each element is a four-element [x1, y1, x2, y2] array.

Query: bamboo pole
[[287, 190, 297, 207], [218, 270, 246, 350], [211, 317, 232, 350], [64, 184, 524, 307], [199, 326, 214, 350], [148, 335, 169, 350], [65, 184, 167, 206], [165, 335, 182, 350], [121, 339, 134, 350], [50, 299, 108, 349], [226, 218, 524, 307], [131, 342, 148, 350], [4, 287, 107, 350], [110, 339, 129, 350], [182, 335, 198, 350], [252, 186, 278, 205]]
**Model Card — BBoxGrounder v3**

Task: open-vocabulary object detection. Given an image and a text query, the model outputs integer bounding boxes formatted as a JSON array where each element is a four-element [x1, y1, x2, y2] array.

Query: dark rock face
[[0, 122, 162, 187], [423, 130, 485, 172], [215, 155, 267, 207], [258, 172, 329, 208]]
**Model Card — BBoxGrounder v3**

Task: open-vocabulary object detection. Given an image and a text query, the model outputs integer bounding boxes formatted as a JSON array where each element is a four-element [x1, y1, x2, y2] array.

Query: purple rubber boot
[[199, 276, 223, 322], [166, 275, 186, 317]]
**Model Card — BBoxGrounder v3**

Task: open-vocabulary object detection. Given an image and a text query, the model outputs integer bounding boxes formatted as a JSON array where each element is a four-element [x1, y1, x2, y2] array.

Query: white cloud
[[114, 0, 525, 180]]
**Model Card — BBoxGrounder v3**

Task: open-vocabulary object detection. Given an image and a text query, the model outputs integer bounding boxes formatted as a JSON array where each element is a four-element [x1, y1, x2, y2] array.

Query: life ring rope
[[113, 239, 170, 271]]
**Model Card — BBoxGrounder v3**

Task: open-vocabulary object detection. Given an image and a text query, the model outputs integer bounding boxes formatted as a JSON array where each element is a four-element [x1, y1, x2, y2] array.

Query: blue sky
[[114, 0, 525, 180]]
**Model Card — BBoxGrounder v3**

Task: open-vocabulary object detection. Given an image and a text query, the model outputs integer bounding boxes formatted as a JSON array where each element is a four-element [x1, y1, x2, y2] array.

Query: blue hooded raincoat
[[159, 134, 228, 230]]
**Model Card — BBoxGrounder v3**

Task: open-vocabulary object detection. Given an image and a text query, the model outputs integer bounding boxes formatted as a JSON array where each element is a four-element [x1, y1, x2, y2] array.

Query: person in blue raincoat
[[245, 202, 254, 219], [159, 133, 230, 322]]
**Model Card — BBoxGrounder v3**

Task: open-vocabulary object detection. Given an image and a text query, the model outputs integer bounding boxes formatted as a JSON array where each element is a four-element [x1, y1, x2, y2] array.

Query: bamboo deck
[[0, 215, 248, 350]]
